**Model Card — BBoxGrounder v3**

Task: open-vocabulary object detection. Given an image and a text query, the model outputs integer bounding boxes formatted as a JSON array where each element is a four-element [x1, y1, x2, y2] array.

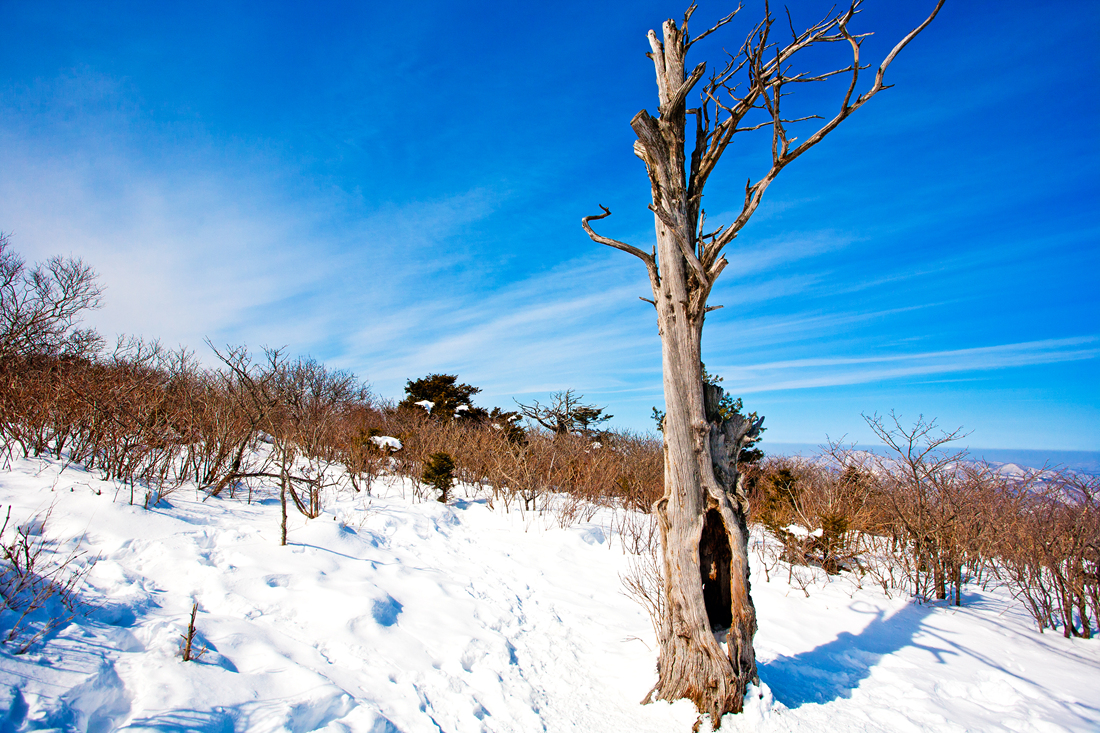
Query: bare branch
[[686, 4, 741, 49], [838, 7, 863, 111], [582, 206, 651, 263], [698, 0, 944, 268], [582, 206, 661, 293], [731, 119, 776, 133], [872, 0, 946, 93], [647, 30, 669, 107]]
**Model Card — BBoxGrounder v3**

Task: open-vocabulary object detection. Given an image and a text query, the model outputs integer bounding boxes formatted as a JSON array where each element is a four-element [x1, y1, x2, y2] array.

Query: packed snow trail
[[0, 457, 1097, 732]]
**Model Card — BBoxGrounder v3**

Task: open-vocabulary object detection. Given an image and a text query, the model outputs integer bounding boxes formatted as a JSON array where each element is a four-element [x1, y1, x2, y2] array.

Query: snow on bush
[[369, 435, 402, 452]]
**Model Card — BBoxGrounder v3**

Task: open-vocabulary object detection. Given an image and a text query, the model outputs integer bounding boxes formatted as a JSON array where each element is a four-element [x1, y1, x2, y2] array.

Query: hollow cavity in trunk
[[700, 508, 733, 631]]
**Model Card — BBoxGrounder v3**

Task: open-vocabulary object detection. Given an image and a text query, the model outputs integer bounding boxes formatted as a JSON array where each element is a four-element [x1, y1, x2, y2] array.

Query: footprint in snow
[[371, 595, 403, 627]]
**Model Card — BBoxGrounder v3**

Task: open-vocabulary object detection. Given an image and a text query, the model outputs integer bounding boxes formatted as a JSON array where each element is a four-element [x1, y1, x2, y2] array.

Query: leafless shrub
[[0, 232, 103, 362], [206, 345, 373, 542], [369, 408, 662, 521], [745, 454, 871, 580], [0, 505, 96, 653], [740, 415, 1096, 638], [621, 536, 666, 645]]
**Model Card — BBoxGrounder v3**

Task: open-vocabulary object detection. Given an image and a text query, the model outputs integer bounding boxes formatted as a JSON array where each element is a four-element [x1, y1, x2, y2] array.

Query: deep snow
[[1, 457, 1097, 732]]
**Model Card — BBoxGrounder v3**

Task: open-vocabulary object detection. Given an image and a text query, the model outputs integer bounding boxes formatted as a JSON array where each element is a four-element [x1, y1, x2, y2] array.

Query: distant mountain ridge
[[761, 442, 1100, 476]]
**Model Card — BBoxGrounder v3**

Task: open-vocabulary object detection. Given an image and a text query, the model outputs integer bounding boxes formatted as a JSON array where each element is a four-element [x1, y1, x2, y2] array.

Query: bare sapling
[[207, 345, 370, 544], [179, 601, 206, 662]]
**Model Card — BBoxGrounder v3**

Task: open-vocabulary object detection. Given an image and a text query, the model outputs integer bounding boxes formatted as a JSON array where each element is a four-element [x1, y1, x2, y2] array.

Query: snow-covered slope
[[1, 457, 1097, 732]]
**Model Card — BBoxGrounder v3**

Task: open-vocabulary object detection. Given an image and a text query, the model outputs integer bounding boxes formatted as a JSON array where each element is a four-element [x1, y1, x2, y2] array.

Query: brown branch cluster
[[371, 405, 663, 516], [514, 389, 613, 436], [0, 334, 374, 519]]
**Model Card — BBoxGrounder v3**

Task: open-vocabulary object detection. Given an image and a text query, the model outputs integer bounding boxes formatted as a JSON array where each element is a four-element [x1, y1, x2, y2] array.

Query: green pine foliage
[[756, 466, 799, 536], [488, 408, 527, 444], [703, 363, 764, 463], [422, 451, 456, 503], [650, 406, 666, 433], [651, 364, 765, 464], [398, 374, 486, 422]]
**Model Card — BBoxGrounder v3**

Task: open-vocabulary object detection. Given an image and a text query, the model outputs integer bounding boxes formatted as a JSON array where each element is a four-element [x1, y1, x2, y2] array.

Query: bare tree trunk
[[583, 2, 943, 724], [934, 553, 947, 600], [280, 461, 288, 547], [640, 221, 762, 717]]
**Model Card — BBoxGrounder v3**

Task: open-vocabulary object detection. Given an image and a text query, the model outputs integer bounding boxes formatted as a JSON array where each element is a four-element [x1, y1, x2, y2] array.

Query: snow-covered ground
[[1, 457, 1097, 732]]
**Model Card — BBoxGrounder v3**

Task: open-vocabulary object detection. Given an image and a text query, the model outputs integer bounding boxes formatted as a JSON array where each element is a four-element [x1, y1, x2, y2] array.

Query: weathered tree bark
[[583, 1, 944, 725]]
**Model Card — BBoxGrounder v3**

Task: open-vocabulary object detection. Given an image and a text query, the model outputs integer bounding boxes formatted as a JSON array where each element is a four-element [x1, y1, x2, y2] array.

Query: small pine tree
[[816, 511, 850, 575], [758, 466, 800, 537], [422, 451, 456, 503]]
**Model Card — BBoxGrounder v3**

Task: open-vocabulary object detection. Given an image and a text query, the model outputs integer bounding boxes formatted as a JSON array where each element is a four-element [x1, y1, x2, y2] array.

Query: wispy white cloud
[[0, 92, 508, 365], [0, 99, 663, 409], [710, 228, 858, 282], [335, 251, 661, 401], [709, 337, 1099, 394], [703, 302, 947, 351]]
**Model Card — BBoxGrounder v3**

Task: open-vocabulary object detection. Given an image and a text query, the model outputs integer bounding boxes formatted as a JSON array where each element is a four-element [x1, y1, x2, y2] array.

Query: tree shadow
[[119, 709, 235, 732], [760, 601, 946, 708]]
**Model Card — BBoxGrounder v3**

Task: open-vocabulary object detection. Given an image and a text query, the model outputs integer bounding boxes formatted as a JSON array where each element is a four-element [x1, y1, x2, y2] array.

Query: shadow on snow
[[760, 600, 941, 708]]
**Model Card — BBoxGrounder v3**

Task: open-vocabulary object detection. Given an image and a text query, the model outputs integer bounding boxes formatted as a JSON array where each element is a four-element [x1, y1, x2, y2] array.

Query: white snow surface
[[1, 456, 1098, 732]]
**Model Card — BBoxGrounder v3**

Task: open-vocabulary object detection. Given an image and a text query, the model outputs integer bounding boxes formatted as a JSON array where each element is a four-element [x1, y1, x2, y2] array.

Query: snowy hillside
[[1, 457, 1098, 732]]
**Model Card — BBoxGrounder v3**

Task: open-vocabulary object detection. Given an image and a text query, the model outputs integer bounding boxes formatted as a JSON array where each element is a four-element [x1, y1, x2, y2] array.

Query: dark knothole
[[699, 508, 733, 630]]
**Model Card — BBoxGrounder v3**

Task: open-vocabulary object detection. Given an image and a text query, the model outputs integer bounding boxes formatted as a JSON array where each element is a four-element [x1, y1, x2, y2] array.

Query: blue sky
[[1, 0, 1097, 450]]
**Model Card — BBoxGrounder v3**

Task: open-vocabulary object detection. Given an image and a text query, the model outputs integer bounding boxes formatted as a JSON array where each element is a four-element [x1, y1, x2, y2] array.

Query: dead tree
[[582, 1, 944, 722], [515, 389, 611, 436]]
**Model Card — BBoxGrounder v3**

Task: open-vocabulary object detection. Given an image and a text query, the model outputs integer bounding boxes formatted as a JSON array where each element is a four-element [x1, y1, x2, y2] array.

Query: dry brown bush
[[995, 473, 1098, 637]]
